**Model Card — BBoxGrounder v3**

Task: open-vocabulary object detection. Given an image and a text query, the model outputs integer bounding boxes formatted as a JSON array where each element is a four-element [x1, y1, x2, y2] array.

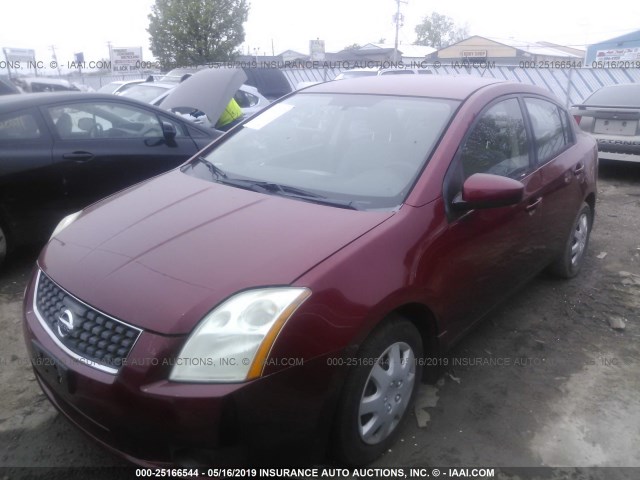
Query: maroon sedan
[[23, 76, 597, 467]]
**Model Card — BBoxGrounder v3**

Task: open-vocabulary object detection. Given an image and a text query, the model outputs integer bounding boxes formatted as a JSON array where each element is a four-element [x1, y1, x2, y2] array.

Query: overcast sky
[[2, 0, 639, 69]]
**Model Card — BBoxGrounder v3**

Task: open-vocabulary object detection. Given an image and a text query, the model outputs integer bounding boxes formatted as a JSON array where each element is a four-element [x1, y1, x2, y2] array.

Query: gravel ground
[[1, 161, 639, 480]]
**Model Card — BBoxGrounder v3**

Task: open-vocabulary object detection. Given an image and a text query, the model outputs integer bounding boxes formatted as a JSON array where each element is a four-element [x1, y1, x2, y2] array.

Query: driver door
[[43, 100, 199, 212]]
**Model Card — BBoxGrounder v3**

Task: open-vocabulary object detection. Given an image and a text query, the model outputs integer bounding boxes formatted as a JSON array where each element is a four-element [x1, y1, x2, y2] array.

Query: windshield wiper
[[194, 156, 227, 179], [218, 178, 358, 210], [191, 162, 357, 210], [280, 191, 358, 210]]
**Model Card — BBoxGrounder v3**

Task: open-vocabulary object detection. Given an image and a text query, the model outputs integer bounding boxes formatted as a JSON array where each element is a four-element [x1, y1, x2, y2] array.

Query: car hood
[[39, 170, 393, 335], [160, 68, 247, 124]]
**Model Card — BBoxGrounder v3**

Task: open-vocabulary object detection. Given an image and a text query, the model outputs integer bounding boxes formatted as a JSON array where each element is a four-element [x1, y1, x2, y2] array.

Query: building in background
[[358, 43, 435, 63], [429, 36, 584, 65], [585, 30, 640, 65]]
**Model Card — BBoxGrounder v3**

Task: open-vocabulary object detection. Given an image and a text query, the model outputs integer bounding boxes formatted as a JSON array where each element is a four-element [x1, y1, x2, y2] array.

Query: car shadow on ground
[[599, 159, 640, 182]]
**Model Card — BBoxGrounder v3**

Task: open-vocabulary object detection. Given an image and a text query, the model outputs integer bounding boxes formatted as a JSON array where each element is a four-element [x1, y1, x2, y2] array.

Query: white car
[[333, 68, 379, 80], [97, 79, 148, 95], [335, 67, 433, 80], [378, 67, 433, 75]]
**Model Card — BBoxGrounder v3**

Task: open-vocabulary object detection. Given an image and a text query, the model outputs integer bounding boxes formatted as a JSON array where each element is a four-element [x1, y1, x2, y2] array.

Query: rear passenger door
[[523, 97, 583, 259]]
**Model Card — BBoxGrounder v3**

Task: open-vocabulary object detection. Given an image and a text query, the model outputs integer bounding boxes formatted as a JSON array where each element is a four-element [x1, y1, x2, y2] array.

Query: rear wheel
[[0, 222, 7, 268], [549, 202, 592, 278], [333, 317, 423, 465]]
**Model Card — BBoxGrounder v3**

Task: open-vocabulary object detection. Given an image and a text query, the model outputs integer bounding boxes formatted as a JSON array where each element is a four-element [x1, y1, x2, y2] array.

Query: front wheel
[[549, 202, 592, 278], [333, 317, 423, 465]]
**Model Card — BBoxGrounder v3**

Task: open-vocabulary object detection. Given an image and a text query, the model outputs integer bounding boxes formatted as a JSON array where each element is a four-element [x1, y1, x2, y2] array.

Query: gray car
[[572, 83, 640, 163]]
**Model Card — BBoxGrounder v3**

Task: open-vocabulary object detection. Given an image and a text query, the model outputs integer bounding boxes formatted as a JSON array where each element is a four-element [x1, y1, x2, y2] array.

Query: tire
[[0, 221, 7, 269], [333, 317, 423, 465], [549, 202, 592, 279]]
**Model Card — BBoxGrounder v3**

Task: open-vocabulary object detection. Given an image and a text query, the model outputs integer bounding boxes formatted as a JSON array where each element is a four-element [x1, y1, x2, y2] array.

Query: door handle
[[63, 151, 94, 162], [574, 163, 585, 175], [525, 197, 543, 213]]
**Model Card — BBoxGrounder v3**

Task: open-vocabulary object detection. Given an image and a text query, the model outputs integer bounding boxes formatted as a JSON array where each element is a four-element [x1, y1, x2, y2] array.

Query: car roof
[[0, 91, 207, 121], [595, 82, 640, 91], [0, 92, 150, 110], [304, 75, 506, 100]]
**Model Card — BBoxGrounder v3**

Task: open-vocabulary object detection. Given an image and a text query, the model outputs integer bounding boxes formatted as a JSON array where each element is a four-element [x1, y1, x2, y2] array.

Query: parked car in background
[[378, 67, 433, 75], [160, 66, 292, 101], [96, 78, 148, 95], [572, 83, 640, 163], [116, 80, 175, 104], [12, 77, 80, 93], [69, 82, 94, 92], [23, 76, 597, 467], [0, 92, 221, 267], [334, 68, 379, 80], [0, 76, 20, 96], [335, 67, 433, 80], [118, 69, 269, 125]]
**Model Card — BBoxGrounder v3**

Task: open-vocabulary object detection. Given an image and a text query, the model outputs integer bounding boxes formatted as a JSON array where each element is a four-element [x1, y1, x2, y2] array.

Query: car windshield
[[585, 84, 640, 107], [118, 84, 171, 103], [189, 93, 458, 210]]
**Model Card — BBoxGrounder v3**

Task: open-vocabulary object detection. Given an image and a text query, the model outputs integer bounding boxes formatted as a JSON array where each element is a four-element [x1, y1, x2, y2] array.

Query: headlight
[[50, 211, 82, 239], [170, 287, 311, 383]]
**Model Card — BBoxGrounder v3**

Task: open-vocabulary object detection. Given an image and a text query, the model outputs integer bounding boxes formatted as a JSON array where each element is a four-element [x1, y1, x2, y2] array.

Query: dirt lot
[[1, 161, 639, 479]]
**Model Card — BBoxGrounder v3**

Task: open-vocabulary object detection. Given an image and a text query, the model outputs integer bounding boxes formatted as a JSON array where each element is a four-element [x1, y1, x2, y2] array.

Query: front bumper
[[22, 271, 343, 467]]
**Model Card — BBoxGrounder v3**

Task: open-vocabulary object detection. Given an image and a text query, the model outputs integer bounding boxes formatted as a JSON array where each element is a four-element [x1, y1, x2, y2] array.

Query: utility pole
[[49, 45, 61, 76], [106, 41, 114, 75], [393, 0, 407, 62]]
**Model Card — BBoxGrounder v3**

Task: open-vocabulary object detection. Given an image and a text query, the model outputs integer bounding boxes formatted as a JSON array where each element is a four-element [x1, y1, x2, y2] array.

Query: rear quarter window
[[0, 111, 42, 140]]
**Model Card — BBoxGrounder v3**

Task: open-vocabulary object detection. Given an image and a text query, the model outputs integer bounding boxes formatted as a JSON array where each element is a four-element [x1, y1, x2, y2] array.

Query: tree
[[414, 12, 468, 48], [343, 43, 362, 51], [148, 0, 249, 69]]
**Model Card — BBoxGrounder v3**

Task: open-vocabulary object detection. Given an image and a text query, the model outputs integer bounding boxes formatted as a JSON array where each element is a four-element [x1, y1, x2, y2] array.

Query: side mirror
[[162, 121, 177, 141], [452, 173, 524, 211]]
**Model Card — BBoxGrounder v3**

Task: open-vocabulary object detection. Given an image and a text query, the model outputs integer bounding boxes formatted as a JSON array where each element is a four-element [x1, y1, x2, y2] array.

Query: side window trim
[[458, 94, 533, 179], [522, 95, 575, 166], [442, 94, 532, 220]]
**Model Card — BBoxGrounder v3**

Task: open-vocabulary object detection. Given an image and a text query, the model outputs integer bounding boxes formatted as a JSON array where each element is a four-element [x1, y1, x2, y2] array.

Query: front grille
[[34, 271, 141, 373]]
